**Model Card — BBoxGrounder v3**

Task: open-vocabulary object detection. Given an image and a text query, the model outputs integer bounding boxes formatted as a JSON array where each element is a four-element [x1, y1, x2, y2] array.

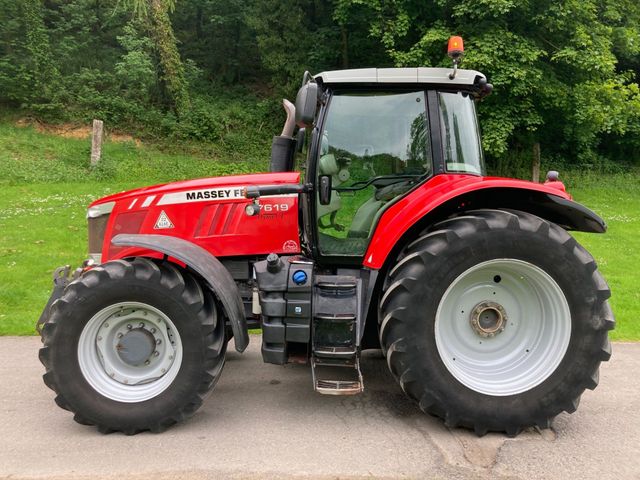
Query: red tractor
[[38, 39, 614, 436]]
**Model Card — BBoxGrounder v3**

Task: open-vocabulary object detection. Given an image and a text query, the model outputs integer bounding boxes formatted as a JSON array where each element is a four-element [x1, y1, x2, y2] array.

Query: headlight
[[87, 202, 115, 263]]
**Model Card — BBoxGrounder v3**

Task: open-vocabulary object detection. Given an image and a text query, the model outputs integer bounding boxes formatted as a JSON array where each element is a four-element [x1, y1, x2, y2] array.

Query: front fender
[[112, 234, 249, 352]]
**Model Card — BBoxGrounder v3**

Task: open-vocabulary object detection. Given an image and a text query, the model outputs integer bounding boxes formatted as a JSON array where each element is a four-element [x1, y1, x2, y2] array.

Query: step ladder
[[311, 276, 363, 395]]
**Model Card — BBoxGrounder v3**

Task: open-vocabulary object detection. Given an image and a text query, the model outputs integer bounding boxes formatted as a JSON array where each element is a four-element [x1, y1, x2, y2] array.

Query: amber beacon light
[[448, 36, 464, 58], [447, 36, 464, 79]]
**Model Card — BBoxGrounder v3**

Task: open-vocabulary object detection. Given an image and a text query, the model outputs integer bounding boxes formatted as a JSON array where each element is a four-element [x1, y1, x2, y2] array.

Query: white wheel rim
[[78, 302, 183, 403], [435, 259, 571, 396]]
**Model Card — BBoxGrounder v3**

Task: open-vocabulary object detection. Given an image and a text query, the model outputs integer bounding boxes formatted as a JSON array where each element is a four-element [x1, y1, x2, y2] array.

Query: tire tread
[[379, 209, 614, 436], [39, 258, 226, 435]]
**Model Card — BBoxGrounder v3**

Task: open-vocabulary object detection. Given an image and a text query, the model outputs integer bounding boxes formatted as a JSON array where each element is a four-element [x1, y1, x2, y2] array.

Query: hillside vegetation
[[1, 0, 639, 172]]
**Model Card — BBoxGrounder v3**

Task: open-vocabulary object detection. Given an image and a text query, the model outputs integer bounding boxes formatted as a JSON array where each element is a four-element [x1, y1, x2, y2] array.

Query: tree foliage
[[0, 0, 638, 167], [344, 0, 640, 164]]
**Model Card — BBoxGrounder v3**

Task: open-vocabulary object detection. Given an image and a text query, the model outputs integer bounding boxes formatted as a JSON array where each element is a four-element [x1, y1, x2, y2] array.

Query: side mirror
[[318, 175, 332, 205], [296, 127, 306, 153], [295, 81, 318, 128]]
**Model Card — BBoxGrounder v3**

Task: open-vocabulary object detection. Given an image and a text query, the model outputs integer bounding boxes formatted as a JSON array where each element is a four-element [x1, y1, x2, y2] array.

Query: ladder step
[[315, 313, 356, 322], [314, 346, 357, 358], [316, 281, 357, 290], [312, 358, 363, 396], [313, 356, 356, 367], [315, 379, 363, 395]]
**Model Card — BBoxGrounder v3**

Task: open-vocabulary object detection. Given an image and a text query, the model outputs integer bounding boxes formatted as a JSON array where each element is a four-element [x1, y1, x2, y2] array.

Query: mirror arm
[[244, 183, 313, 199]]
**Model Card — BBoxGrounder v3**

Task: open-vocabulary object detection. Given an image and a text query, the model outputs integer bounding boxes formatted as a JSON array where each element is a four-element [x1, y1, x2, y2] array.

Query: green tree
[[246, 0, 317, 93], [173, 0, 260, 85], [115, 21, 156, 102], [124, 0, 191, 117], [246, 0, 350, 94], [341, 0, 640, 165], [0, 0, 61, 113]]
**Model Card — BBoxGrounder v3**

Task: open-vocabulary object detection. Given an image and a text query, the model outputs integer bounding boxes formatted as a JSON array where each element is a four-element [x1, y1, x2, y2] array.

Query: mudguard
[[364, 175, 607, 270], [112, 234, 249, 352]]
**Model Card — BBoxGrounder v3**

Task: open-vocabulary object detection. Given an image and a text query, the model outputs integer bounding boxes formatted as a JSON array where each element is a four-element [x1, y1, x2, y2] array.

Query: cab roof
[[314, 67, 485, 86]]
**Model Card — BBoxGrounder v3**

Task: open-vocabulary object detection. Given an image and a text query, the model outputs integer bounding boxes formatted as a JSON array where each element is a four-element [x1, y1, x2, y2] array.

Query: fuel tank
[[90, 172, 302, 261]]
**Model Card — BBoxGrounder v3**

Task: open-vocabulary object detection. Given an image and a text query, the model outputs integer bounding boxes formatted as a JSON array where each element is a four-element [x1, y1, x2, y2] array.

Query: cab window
[[438, 91, 485, 175], [316, 91, 430, 256]]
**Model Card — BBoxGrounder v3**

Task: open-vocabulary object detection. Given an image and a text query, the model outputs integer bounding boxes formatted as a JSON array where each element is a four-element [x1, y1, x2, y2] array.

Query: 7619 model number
[[262, 203, 289, 212]]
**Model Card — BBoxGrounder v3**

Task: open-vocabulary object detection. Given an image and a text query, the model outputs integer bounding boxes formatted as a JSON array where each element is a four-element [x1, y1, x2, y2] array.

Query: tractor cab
[[249, 65, 496, 392], [280, 66, 492, 261]]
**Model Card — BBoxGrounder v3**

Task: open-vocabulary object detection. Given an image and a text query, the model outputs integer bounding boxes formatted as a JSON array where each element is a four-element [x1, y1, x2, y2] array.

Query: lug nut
[[145, 360, 150, 365], [139, 322, 145, 328], [156, 339, 162, 345], [154, 351, 159, 357], [150, 328, 156, 334], [117, 332, 123, 339], [127, 324, 132, 329]]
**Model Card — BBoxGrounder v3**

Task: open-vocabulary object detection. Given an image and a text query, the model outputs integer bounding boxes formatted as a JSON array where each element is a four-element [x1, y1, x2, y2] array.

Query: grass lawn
[[0, 122, 638, 340], [570, 174, 640, 341]]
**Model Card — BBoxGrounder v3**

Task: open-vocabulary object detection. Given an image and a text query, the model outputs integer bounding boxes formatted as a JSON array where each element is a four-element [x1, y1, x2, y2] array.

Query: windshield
[[322, 91, 431, 175], [438, 91, 485, 175]]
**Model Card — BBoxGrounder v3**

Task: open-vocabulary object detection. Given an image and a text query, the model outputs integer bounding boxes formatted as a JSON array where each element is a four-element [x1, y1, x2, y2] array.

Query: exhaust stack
[[270, 99, 297, 172]]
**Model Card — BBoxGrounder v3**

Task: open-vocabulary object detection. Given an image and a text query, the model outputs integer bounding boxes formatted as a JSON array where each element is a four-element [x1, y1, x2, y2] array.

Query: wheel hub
[[470, 301, 507, 338], [434, 258, 572, 396], [116, 328, 156, 366], [79, 302, 182, 401]]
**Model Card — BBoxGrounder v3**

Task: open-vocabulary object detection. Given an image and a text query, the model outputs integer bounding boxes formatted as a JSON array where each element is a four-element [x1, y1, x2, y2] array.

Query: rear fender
[[364, 178, 606, 270], [112, 234, 249, 352]]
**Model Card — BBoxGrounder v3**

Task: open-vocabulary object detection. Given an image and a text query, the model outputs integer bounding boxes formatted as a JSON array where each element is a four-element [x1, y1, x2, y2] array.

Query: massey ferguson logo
[[157, 187, 245, 205], [186, 188, 244, 200], [282, 240, 298, 252], [154, 211, 174, 229]]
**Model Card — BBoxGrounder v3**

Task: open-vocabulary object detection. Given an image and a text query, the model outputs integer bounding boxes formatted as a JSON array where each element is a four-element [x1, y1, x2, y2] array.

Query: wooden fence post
[[532, 141, 541, 182], [91, 119, 104, 167]]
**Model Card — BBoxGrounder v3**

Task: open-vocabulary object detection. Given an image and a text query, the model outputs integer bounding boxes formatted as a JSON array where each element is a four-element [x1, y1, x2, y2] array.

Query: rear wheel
[[379, 209, 614, 436], [39, 258, 227, 434]]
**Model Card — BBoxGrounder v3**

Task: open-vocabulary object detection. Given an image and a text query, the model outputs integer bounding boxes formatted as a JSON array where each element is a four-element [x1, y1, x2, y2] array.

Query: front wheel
[[39, 258, 227, 434], [379, 209, 614, 436]]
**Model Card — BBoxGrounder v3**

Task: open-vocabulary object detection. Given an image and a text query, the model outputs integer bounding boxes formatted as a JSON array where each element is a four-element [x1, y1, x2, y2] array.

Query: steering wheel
[[333, 174, 423, 192]]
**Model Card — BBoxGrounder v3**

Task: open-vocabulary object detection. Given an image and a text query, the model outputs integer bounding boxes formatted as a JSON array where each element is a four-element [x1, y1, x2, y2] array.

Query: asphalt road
[[1, 336, 639, 480]]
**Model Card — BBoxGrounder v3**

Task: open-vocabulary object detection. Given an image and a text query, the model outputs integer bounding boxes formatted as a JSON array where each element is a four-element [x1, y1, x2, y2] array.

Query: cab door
[[309, 89, 433, 263]]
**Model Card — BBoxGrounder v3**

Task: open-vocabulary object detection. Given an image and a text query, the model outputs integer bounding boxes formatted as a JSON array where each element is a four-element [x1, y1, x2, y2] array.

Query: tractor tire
[[379, 209, 614, 436], [39, 257, 227, 434]]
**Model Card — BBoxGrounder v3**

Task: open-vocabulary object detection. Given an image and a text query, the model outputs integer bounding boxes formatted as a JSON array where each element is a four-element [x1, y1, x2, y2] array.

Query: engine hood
[[90, 172, 301, 207], [89, 171, 303, 262]]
